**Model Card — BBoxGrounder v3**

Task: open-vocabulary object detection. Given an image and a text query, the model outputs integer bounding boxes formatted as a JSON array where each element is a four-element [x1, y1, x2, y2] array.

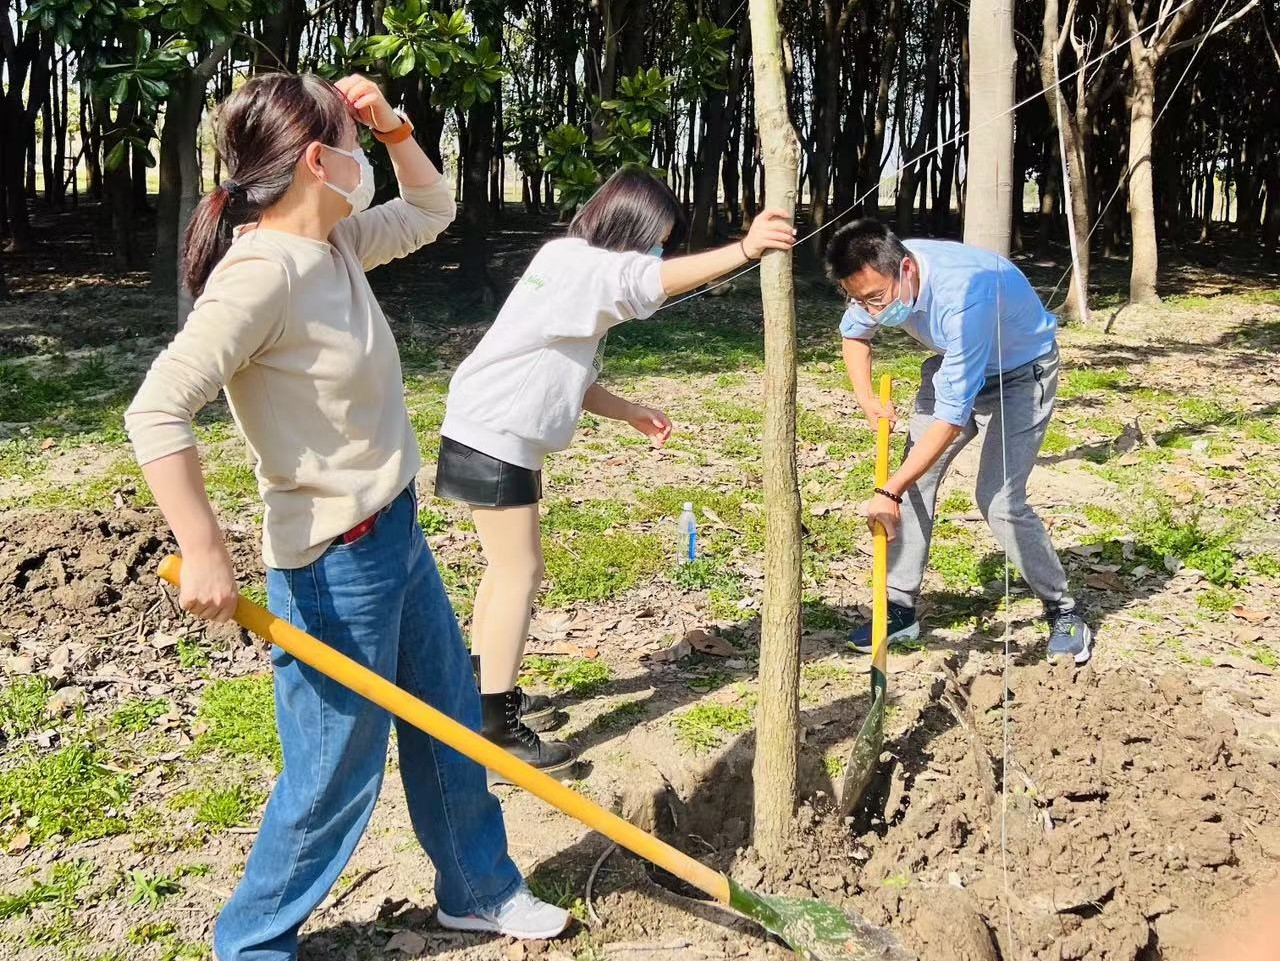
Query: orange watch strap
[[374, 117, 414, 145]]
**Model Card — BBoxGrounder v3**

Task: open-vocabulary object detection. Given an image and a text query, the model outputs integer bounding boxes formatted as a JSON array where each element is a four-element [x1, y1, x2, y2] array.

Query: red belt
[[339, 514, 378, 545]]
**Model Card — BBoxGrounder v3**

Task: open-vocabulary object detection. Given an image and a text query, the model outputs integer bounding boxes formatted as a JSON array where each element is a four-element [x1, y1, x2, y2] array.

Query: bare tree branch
[[1263, 4, 1280, 68], [1165, 0, 1258, 53]]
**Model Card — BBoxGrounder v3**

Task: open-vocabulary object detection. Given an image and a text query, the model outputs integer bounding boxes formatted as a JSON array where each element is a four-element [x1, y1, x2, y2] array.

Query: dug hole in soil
[[5, 508, 1280, 961]]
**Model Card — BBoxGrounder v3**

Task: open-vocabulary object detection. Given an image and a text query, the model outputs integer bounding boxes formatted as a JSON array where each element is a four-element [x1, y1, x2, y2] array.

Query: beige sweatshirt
[[125, 179, 455, 570]]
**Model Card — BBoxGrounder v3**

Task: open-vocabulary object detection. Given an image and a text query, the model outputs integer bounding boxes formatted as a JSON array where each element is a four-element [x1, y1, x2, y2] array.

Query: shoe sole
[[522, 707, 562, 733], [487, 756, 577, 788], [1049, 624, 1094, 665], [436, 908, 570, 940], [847, 620, 921, 655]]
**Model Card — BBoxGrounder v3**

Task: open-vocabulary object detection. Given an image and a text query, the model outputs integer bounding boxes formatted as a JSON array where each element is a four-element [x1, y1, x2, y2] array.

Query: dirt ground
[[2, 210, 1279, 961]]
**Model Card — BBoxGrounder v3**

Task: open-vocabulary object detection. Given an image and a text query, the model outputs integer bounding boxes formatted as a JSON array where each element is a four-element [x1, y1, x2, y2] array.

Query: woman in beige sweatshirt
[[125, 73, 566, 961]]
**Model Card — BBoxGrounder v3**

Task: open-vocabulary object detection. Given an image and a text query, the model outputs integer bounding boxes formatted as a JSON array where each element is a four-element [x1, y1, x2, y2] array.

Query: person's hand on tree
[[740, 208, 797, 259], [335, 75, 402, 134]]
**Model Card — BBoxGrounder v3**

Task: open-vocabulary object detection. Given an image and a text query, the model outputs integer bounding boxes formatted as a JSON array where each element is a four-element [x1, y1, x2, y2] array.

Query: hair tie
[[221, 179, 244, 199]]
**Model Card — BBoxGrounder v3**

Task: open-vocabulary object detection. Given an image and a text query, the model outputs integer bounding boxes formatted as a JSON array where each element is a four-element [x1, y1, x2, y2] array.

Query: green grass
[[0, 438, 47, 482], [0, 354, 127, 433], [543, 498, 630, 534], [526, 871, 589, 922], [542, 530, 664, 606], [823, 754, 845, 778], [111, 697, 170, 734], [939, 490, 974, 514], [418, 502, 449, 535], [204, 458, 258, 509], [673, 702, 753, 753], [1082, 504, 1125, 537], [194, 675, 280, 765], [1250, 554, 1280, 579], [1040, 424, 1075, 455], [603, 310, 763, 377], [0, 742, 131, 843], [0, 860, 93, 920], [521, 656, 614, 697], [929, 537, 983, 589], [797, 409, 842, 444], [801, 597, 848, 631], [176, 633, 211, 670], [1134, 508, 1241, 586], [704, 398, 763, 426], [589, 698, 649, 733], [125, 870, 181, 910], [240, 583, 268, 608], [1058, 367, 1133, 399], [0, 676, 52, 739], [194, 784, 262, 830], [1195, 588, 1236, 614]]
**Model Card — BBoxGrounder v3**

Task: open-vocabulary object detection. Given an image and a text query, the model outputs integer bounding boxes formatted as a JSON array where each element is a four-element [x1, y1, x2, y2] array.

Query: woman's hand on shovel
[[177, 542, 239, 623]]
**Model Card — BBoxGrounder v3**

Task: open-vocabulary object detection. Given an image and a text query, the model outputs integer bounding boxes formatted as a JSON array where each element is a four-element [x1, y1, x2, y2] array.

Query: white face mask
[[320, 145, 375, 215]]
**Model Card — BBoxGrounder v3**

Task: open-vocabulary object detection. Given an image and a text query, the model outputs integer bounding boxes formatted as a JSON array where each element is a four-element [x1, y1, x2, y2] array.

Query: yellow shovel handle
[[869, 374, 892, 671], [157, 555, 730, 904]]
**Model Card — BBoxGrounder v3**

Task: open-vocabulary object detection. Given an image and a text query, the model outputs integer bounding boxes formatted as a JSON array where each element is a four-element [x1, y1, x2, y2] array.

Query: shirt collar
[[906, 243, 932, 317]]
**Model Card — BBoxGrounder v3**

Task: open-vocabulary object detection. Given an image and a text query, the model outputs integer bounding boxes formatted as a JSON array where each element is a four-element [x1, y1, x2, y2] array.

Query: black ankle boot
[[481, 690, 576, 783], [471, 656, 561, 733]]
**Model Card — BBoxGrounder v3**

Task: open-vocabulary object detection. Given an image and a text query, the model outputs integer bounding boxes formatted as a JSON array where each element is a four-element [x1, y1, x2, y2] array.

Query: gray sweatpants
[[888, 347, 1073, 612]]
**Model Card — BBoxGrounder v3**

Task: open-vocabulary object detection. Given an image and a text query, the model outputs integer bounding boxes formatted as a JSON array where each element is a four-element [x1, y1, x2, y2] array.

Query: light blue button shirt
[[839, 239, 1058, 425]]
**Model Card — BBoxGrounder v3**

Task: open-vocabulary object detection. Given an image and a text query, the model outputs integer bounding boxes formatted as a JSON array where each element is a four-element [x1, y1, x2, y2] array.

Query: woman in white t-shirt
[[436, 166, 795, 776]]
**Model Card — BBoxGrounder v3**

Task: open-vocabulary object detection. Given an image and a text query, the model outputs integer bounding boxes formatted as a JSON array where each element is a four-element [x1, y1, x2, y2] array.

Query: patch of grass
[[930, 537, 983, 589], [823, 754, 845, 778], [704, 398, 763, 426], [176, 633, 211, 670], [111, 697, 170, 734], [543, 498, 630, 534], [239, 583, 268, 608], [1135, 508, 1241, 586], [802, 597, 848, 631], [194, 784, 262, 830], [417, 502, 449, 535], [1040, 424, 1075, 455], [802, 662, 854, 684], [194, 675, 280, 765], [1250, 554, 1280, 579], [543, 530, 664, 606], [126, 870, 182, 909], [1243, 418, 1280, 444], [0, 676, 52, 739], [526, 872, 589, 922], [939, 490, 974, 514], [0, 438, 46, 482], [1195, 588, 1236, 614], [1082, 504, 1125, 537], [589, 699, 649, 733], [797, 409, 842, 444], [1058, 367, 1133, 399], [0, 354, 125, 430], [521, 656, 614, 697], [673, 702, 753, 753], [204, 458, 258, 510], [0, 860, 93, 919], [127, 920, 179, 945], [0, 742, 131, 843], [604, 311, 763, 377]]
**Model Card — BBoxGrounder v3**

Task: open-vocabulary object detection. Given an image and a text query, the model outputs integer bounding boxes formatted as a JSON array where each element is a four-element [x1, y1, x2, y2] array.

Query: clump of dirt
[[699, 660, 1280, 961], [0, 507, 263, 694]]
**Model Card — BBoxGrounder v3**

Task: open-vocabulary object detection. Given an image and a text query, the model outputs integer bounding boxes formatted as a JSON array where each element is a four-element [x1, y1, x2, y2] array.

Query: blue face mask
[[648, 244, 664, 258], [869, 260, 912, 328]]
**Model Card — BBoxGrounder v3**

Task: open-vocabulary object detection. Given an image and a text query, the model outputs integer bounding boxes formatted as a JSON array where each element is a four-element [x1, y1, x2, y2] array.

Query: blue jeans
[[214, 487, 522, 961]]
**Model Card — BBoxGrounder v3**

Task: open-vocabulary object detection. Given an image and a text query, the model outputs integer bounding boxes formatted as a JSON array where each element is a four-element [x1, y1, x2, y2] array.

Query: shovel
[[157, 556, 907, 961], [838, 374, 893, 819]]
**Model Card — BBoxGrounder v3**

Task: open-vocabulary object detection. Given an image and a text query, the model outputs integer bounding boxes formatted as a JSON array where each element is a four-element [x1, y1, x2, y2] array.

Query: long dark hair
[[183, 73, 352, 297], [568, 166, 685, 254]]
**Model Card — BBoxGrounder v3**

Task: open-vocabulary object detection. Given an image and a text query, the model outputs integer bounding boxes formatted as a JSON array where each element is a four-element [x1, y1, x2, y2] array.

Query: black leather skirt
[[434, 436, 542, 507]]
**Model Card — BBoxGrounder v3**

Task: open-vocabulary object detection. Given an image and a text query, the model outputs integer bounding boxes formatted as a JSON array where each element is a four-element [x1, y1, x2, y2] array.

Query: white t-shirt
[[441, 237, 668, 469]]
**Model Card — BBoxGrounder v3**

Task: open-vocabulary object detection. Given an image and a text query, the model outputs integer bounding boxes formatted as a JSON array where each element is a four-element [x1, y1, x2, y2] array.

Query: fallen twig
[[585, 841, 618, 927]]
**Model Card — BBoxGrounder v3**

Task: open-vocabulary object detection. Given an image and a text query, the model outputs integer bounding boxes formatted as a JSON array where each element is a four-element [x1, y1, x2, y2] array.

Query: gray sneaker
[[437, 884, 570, 939], [1047, 608, 1093, 664]]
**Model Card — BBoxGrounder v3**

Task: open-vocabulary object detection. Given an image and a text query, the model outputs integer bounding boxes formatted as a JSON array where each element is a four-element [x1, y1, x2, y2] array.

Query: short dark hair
[[568, 166, 685, 254], [823, 219, 909, 283]]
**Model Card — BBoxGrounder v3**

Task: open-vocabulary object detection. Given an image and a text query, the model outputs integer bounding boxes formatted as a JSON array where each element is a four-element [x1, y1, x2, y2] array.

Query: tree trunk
[[897, 3, 942, 236], [964, 0, 1016, 253], [861, 0, 901, 211], [1125, 56, 1159, 303], [748, 0, 802, 865]]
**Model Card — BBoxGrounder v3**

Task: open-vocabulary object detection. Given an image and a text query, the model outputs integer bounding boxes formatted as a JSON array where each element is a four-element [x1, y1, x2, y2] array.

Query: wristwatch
[[373, 110, 414, 145]]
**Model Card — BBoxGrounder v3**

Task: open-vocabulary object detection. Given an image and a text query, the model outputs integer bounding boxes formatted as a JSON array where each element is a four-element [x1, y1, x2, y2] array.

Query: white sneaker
[[437, 884, 570, 939]]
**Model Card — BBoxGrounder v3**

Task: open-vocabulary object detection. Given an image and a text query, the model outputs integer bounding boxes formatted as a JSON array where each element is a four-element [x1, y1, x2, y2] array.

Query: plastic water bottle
[[677, 502, 698, 565]]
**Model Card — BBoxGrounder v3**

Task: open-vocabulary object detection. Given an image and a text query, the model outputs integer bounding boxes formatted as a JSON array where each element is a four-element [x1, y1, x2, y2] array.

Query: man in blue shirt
[[824, 219, 1092, 663]]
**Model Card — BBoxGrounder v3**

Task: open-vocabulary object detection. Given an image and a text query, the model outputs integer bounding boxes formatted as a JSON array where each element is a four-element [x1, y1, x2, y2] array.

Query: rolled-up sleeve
[[338, 177, 457, 271], [838, 305, 878, 340], [124, 256, 289, 465], [931, 303, 996, 425]]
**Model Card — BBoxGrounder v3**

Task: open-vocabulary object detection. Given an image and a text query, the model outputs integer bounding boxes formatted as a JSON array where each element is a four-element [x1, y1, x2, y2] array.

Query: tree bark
[[1125, 55, 1159, 303], [748, 0, 802, 865], [964, 0, 1016, 253]]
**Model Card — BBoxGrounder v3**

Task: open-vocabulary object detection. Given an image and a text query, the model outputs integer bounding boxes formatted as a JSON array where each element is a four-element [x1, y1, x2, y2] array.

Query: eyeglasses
[[841, 259, 907, 313]]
